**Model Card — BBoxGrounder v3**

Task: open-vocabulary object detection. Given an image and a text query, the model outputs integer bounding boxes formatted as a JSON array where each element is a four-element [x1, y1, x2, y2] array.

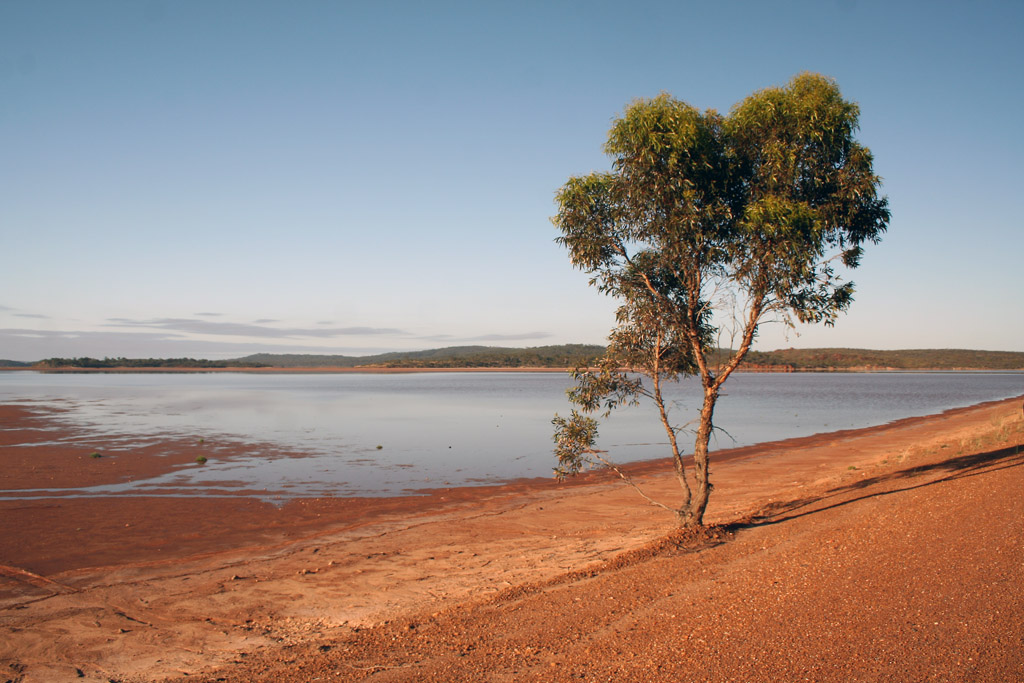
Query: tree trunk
[[679, 383, 718, 527]]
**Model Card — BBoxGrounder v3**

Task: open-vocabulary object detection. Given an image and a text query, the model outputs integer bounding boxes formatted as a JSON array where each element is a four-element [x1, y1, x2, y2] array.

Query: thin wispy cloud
[[13, 313, 51, 319], [467, 332, 553, 342], [0, 328, 399, 361], [104, 317, 407, 339], [418, 332, 553, 343], [1, 328, 93, 339]]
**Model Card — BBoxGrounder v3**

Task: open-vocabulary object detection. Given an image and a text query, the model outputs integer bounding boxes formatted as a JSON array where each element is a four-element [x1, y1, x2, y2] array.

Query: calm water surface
[[1, 371, 1021, 499]]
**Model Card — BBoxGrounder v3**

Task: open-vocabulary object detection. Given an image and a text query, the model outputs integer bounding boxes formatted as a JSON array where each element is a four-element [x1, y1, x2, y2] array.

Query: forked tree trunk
[[675, 297, 761, 527], [677, 384, 718, 527]]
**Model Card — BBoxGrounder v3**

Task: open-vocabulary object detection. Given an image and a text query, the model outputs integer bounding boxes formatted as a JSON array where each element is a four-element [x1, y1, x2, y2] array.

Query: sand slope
[[1, 396, 1022, 682]]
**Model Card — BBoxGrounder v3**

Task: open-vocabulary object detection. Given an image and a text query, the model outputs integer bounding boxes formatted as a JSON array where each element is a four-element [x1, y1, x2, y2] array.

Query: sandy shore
[[1, 395, 1022, 682]]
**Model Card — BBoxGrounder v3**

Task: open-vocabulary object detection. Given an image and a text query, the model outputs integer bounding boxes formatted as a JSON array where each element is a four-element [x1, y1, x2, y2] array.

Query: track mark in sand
[[0, 564, 79, 595]]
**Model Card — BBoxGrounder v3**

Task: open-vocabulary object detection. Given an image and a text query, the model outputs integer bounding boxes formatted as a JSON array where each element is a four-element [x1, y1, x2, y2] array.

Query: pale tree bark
[[680, 290, 764, 527]]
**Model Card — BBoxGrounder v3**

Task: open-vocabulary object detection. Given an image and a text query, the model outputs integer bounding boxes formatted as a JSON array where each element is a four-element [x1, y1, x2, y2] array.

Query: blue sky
[[2, 0, 1022, 361]]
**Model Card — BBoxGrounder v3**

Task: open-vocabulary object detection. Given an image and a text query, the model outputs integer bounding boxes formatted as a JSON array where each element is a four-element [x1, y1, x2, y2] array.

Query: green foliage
[[552, 410, 600, 478], [724, 75, 889, 326], [195, 455, 208, 464], [552, 73, 890, 527]]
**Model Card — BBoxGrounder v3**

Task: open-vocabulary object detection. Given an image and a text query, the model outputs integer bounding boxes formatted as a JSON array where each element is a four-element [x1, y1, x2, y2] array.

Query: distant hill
[[24, 347, 1024, 371], [236, 347, 1024, 371], [0, 359, 30, 367], [741, 348, 1024, 371], [234, 345, 609, 369]]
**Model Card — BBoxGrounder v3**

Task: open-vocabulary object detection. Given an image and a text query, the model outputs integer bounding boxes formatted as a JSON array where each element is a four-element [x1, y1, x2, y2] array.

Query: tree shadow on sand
[[731, 442, 1024, 530]]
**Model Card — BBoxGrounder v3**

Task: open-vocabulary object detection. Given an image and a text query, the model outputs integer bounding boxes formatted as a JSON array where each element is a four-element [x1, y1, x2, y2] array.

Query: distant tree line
[[35, 357, 268, 369], [378, 345, 608, 369], [234, 345, 609, 369], [740, 348, 1024, 371], [24, 347, 1024, 371], [240, 346, 1023, 371]]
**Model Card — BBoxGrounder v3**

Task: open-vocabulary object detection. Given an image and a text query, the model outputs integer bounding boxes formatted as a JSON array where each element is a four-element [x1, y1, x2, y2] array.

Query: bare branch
[[589, 450, 679, 515]]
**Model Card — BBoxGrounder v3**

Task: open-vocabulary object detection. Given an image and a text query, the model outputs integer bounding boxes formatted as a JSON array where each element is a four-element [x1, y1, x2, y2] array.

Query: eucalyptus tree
[[552, 73, 890, 527]]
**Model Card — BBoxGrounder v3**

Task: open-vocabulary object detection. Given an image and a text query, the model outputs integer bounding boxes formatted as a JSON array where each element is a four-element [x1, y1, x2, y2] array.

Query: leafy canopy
[[552, 73, 889, 525]]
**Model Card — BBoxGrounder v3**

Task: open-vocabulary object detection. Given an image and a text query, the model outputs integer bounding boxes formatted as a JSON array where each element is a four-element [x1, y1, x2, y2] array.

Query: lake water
[[1, 371, 1021, 499]]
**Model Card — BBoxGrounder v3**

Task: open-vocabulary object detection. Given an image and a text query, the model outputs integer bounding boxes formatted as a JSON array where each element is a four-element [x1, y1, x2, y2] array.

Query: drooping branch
[[651, 329, 693, 505], [588, 449, 679, 516]]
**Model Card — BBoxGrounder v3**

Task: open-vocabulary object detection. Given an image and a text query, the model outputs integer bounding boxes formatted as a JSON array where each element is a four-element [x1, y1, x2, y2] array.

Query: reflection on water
[[1, 371, 1021, 499]]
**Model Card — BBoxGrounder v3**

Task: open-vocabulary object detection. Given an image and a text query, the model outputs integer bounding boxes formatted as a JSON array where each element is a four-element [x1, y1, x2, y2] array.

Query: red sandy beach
[[1, 395, 1022, 682]]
